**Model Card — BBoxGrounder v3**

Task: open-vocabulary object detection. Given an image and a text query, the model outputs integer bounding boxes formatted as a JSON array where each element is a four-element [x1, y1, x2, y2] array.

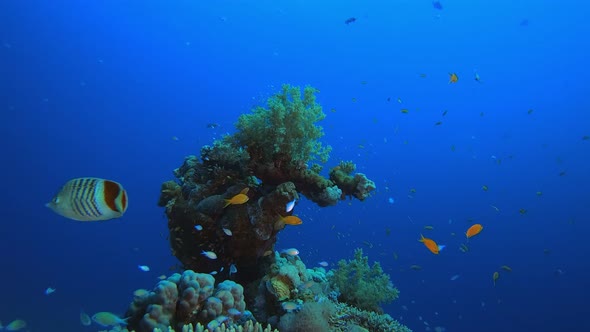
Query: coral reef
[[328, 249, 399, 312], [157, 85, 377, 286], [278, 301, 335, 332], [248, 251, 409, 332], [329, 302, 412, 332], [137, 85, 413, 332], [125, 270, 249, 332], [116, 251, 410, 332]]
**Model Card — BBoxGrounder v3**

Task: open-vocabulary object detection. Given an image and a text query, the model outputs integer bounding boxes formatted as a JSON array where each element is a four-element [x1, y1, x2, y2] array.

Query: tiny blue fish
[[229, 263, 237, 276], [437, 244, 446, 252], [194, 225, 203, 231], [450, 274, 460, 281]]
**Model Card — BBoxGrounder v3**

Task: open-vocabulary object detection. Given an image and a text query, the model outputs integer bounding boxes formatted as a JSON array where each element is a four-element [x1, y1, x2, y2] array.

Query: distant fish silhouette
[[344, 17, 356, 24], [520, 19, 529, 26], [432, 1, 443, 10]]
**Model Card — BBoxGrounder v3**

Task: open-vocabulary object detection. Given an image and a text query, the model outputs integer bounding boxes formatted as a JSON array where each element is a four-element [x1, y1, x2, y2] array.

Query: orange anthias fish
[[280, 215, 303, 225], [466, 224, 484, 238], [449, 73, 458, 83], [223, 193, 249, 208], [419, 234, 445, 255]]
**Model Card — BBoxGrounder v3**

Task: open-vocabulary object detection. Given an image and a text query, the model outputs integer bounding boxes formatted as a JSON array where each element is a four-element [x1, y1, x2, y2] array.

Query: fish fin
[[223, 200, 231, 208]]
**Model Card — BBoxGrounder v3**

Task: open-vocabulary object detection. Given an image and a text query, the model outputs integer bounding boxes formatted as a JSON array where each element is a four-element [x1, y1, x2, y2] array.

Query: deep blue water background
[[1, 1, 589, 331]]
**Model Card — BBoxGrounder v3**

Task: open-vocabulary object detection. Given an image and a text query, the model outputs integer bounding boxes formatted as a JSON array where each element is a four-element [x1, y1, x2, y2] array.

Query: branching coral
[[328, 249, 399, 313]]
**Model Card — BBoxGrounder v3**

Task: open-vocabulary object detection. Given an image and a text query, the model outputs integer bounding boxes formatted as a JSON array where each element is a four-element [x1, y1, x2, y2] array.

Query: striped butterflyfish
[[46, 178, 128, 221]]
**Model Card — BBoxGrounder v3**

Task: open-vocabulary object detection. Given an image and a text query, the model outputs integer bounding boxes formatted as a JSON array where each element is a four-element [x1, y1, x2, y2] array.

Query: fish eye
[[54, 197, 60, 203]]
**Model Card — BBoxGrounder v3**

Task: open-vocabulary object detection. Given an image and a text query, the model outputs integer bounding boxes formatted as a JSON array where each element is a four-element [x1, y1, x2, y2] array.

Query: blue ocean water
[[1, 1, 589, 331]]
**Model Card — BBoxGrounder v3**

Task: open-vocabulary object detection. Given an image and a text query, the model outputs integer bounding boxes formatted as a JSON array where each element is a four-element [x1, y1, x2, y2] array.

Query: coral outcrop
[[157, 85, 377, 285]]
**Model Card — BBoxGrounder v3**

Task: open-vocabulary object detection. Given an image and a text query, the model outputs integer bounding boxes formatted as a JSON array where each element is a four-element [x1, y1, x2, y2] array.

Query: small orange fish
[[280, 215, 303, 226], [419, 234, 443, 255], [449, 73, 458, 83], [466, 224, 483, 238], [223, 193, 249, 208]]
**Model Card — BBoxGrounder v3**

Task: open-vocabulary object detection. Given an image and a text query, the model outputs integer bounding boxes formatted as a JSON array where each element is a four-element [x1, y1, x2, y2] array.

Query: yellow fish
[[401, 109, 409, 114], [465, 224, 483, 238], [482, 185, 489, 191], [449, 73, 458, 83], [493, 271, 499, 286], [223, 193, 249, 208], [423, 225, 434, 230], [419, 234, 443, 255], [279, 215, 303, 226], [501, 265, 512, 272], [46, 178, 128, 221]]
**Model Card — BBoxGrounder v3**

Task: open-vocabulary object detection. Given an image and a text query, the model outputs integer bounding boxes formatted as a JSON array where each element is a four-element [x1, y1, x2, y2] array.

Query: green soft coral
[[235, 84, 332, 165], [329, 248, 399, 312]]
